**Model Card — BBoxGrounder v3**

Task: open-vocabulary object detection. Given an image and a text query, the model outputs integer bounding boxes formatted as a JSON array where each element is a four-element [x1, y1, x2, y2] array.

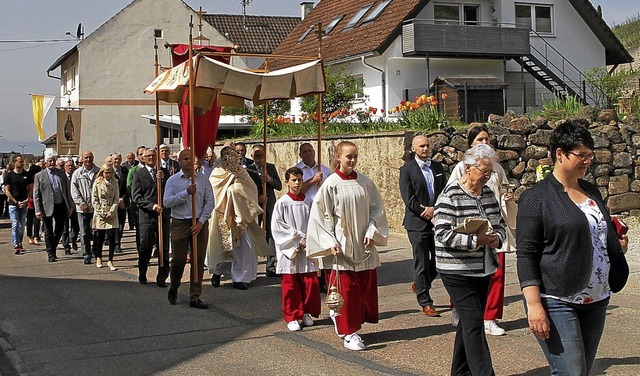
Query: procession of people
[[3, 123, 630, 374]]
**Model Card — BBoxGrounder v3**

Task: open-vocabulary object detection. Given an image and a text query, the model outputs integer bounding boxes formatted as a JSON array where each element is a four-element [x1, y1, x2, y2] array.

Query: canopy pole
[[188, 16, 199, 283], [261, 101, 268, 228], [154, 36, 165, 269], [316, 22, 323, 179]]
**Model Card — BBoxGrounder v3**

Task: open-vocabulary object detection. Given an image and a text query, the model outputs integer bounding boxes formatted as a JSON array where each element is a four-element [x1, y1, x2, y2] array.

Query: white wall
[[55, 0, 234, 160]]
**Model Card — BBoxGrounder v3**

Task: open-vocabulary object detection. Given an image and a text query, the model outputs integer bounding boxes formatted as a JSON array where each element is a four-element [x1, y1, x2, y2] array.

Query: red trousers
[[281, 272, 321, 323], [484, 252, 505, 320], [329, 269, 379, 335]]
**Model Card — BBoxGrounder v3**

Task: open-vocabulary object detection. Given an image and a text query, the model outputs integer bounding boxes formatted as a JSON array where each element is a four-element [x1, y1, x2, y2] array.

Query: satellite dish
[[76, 23, 84, 39]]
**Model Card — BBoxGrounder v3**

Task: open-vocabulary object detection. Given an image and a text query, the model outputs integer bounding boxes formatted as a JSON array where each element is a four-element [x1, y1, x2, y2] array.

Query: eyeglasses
[[567, 151, 595, 162], [473, 165, 496, 177]]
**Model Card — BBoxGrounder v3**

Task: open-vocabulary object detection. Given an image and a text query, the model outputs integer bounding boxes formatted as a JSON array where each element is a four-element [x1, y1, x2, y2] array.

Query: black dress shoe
[[139, 276, 148, 285], [84, 258, 92, 265], [266, 270, 278, 278], [189, 299, 208, 309], [48, 256, 57, 262], [232, 282, 248, 290], [156, 280, 168, 288], [64, 249, 72, 255], [211, 274, 221, 287], [168, 289, 177, 305], [114, 245, 123, 253]]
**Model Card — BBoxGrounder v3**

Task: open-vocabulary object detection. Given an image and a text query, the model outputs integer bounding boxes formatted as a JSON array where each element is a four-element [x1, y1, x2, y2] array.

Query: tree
[[300, 66, 363, 115]]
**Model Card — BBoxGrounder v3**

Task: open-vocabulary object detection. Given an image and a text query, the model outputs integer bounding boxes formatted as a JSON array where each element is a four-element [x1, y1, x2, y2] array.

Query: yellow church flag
[[31, 94, 55, 141]]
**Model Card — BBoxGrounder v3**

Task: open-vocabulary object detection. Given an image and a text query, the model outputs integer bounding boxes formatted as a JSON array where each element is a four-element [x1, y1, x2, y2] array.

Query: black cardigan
[[516, 174, 627, 296]]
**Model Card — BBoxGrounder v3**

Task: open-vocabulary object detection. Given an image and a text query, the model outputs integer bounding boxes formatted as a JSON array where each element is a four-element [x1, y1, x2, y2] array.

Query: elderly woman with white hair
[[434, 143, 506, 376]]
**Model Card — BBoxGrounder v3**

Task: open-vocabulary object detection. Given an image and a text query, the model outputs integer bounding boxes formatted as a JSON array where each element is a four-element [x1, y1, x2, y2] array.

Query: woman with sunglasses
[[517, 121, 628, 375]]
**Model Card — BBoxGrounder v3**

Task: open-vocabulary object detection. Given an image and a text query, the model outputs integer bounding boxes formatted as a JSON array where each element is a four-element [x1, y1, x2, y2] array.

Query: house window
[[298, 25, 315, 42], [70, 65, 76, 90], [362, 0, 392, 24], [62, 69, 68, 93], [516, 4, 553, 34], [434, 3, 479, 25], [324, 15, 345, 36], [353, 74, 365, 99], [344, 3, 374, 30]]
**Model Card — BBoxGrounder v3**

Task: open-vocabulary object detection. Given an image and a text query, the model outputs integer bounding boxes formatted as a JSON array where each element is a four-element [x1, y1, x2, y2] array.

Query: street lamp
[[18, 144, 26, 154]]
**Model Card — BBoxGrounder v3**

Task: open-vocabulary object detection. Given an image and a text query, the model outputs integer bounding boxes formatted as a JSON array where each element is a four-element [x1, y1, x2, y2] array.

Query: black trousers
[[138, 215, 170, 283], [441, 273, 494, 376], [95, 228, 116, 261], [41, 203, 68, 257], [78, 212, 99, 261], [408, 230, 437, 307], [61, 210, 79, 251], [114, 207, 126, 248]]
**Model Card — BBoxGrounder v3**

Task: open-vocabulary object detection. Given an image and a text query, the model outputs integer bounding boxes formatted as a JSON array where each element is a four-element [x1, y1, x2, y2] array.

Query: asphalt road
[[1, 217, 638, 376]]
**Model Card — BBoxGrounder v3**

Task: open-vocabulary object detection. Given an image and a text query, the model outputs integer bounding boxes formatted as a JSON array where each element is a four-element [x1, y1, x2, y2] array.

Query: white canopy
[[144, 55, 326, 108]]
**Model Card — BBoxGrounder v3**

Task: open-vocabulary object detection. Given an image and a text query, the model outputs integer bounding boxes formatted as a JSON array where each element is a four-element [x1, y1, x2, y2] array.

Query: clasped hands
[[330, 237, 373, 255], [477, 229, 499, 249]]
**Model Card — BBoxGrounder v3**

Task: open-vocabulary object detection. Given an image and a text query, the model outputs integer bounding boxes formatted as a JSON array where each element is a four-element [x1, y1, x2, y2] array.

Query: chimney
[[300, 1, 314, 20]]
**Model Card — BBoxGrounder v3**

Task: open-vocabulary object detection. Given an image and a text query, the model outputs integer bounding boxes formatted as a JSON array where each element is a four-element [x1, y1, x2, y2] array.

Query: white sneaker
[[302, 313, 314, 327], [451, 308, 459, 328], [287, 321, 302, 331], [343, 333, 366, 351], [329, 309, 345, 338], [484, 320, 506, 336], [96, 257, 103, 268], [107, 261, 117, 271]]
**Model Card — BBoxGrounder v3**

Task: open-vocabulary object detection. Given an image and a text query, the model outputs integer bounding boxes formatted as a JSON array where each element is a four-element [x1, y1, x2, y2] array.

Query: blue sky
[[0, 0, 636, 153]]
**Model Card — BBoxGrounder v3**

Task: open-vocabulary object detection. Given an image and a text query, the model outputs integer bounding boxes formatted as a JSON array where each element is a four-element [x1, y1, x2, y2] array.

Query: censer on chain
[[325, 257, 344, 312]]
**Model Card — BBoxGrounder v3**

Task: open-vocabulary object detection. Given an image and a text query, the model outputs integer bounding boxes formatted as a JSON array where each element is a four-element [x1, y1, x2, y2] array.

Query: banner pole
[[153, 37, 165, 270], [188, 17, 199, 283]]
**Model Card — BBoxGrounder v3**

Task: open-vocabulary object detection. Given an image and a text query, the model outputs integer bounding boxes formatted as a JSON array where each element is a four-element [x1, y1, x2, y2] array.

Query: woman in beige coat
[[91, 163, 119, 270]]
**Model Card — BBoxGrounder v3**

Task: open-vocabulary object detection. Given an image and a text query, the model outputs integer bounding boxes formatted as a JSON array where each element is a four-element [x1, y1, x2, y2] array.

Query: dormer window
[[362, 0, 392, 24], [344, 3, 374, 30], [324, 15, 345, 36]]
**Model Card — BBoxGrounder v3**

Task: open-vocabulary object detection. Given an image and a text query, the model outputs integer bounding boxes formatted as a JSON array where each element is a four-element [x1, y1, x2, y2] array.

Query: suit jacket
[[399, 158, 446, 232], [33, 168, 73, 217], [131, 166, 170, 224], [247, 162, 282, 218], [160, 158, 181, 176], [115, 165, 129, 205]]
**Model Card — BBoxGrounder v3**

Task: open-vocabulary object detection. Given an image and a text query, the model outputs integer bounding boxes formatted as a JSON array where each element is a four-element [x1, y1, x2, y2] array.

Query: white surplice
[[271, 194, 318, 274], [305, 172, 389, 271]]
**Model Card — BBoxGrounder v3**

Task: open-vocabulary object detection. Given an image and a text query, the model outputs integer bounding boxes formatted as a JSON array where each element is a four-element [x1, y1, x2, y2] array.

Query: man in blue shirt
[[163, 148, 214, 309]]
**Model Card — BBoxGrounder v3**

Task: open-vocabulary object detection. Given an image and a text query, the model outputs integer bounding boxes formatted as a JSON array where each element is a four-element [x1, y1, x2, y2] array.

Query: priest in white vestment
[[206, 146, 270, 290]]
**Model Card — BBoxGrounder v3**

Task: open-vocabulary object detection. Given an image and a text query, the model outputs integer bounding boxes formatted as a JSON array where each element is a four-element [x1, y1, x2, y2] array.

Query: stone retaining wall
[[222, 111, 640, 231]]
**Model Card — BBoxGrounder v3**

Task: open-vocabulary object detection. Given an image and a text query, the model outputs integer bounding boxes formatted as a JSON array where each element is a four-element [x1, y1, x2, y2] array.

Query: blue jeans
[[9, 205, 28, 248], [534, 296, 608, 376]]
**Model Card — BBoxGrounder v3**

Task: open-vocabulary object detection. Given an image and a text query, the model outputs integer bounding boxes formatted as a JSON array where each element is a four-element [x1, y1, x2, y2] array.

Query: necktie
[[422, 163, 434, 206], [150, 168, 156, 183]]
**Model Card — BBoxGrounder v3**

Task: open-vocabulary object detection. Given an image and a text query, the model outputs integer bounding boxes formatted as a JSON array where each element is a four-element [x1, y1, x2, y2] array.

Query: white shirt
[[163, 170, 214, 224], [294, 161, 332, 203]]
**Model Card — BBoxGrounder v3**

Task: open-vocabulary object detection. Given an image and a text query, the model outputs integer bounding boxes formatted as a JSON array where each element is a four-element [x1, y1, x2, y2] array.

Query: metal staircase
[[513, 28, 603, 106]]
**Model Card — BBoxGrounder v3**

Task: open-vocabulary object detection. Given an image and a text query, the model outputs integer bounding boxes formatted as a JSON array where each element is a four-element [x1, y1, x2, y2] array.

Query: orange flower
[[441, 93, 448, 100]]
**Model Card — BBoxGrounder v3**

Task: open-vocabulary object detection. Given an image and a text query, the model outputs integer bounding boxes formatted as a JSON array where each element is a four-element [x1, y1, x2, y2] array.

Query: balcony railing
[[402, 19, 530, 58]]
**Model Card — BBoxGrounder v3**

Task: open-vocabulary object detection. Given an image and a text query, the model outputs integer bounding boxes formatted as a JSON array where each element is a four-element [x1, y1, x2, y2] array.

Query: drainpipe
[[361, 56, 386, 115]]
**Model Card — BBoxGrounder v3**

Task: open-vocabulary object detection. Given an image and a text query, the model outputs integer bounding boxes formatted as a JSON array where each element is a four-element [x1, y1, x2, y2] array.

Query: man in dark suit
[[131, 148, 170, 286], [247, 144, 281, 277], [60, 159, 79, 254], [111, 152, 128, 253], [399, 134, 446, 317], [33, 152, 74, 262], [159, 144, 181, 176]]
